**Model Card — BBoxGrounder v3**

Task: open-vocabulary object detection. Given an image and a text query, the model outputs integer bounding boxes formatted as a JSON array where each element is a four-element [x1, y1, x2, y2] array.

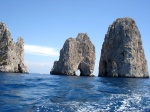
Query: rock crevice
[[50, 33, 95, 76]]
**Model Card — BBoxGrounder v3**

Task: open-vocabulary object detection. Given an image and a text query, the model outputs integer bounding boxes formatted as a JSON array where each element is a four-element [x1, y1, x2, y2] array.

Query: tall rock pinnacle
[[0, 22, 28, 73], [99, 18, 149, 77], [50, 33, 95, 76]]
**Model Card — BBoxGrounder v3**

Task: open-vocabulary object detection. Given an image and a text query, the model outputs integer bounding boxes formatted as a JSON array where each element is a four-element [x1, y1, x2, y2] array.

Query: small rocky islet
[[0, 22, 28, 73], [99, 18, 149, 78], [0, 17, 149, 77], [50, 33, 95, 76]]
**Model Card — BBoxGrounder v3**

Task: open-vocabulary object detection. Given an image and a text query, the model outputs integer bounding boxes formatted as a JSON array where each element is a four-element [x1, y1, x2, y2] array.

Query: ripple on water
[[0, 73, 150, 111]]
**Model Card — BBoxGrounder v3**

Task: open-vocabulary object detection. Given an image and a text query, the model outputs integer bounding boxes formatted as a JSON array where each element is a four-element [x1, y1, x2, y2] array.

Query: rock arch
[[50, 33, 95, 76]]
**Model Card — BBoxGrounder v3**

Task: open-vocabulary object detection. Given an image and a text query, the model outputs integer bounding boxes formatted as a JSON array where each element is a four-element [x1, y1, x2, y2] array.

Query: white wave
[[34, 93, 150, 112]]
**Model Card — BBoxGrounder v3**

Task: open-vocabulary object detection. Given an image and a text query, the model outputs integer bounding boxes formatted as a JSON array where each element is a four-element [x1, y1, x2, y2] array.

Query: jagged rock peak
[[50, 33, 95, 76], [0, 22, 28, 73], [76, 33, 90, 41], [99, 17, 149, 78]]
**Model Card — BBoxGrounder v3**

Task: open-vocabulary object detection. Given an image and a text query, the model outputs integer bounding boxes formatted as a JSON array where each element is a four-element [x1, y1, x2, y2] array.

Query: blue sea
[[0, 73, 150, 112]]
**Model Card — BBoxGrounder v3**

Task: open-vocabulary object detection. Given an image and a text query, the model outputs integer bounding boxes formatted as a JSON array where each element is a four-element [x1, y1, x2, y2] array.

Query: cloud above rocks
[[24, 44, 59, 56]]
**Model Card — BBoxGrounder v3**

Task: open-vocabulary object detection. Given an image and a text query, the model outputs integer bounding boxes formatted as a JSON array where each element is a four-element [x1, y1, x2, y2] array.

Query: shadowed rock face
[[0, 22, 28, 73], [99, 18, 149, 77], [50, 33, 95, 76]]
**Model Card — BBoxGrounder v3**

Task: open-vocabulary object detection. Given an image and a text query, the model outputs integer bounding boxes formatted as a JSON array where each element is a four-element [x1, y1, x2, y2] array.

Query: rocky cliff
[[50, 33, 95, 76], [99, 18, 149, 77], [0, 22, 28, 73]]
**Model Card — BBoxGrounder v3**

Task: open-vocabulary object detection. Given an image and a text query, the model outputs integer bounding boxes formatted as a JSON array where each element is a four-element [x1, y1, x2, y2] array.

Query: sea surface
[[0, 73, 150, 112]]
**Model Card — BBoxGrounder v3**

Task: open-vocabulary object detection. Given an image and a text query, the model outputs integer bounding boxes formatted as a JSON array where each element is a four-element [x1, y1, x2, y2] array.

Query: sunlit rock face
[[0, 22, 28, 73], [99, 18, 149, 77], [50, 33, 95, 76]]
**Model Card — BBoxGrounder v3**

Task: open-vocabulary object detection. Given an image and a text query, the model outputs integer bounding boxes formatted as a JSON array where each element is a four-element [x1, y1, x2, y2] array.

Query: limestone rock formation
[[0, 22, 28, 73], [99, 18, 149, 77], [50, 33, 95, 76]]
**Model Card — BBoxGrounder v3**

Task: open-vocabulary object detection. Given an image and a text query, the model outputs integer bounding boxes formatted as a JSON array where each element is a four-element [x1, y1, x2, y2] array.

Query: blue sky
[[0, 0, 150, 75]]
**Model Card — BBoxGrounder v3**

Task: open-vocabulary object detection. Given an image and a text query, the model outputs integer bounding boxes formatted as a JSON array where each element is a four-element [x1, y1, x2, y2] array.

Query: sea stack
[[50, 33, 95, 76], [0, 22, 28, 73], [99, 18, 149, 77]]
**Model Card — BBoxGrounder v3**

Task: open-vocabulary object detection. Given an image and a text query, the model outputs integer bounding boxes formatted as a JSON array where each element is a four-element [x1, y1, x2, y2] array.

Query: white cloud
[[25, 61, 53, 67], [24, 44, 59, 56]]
